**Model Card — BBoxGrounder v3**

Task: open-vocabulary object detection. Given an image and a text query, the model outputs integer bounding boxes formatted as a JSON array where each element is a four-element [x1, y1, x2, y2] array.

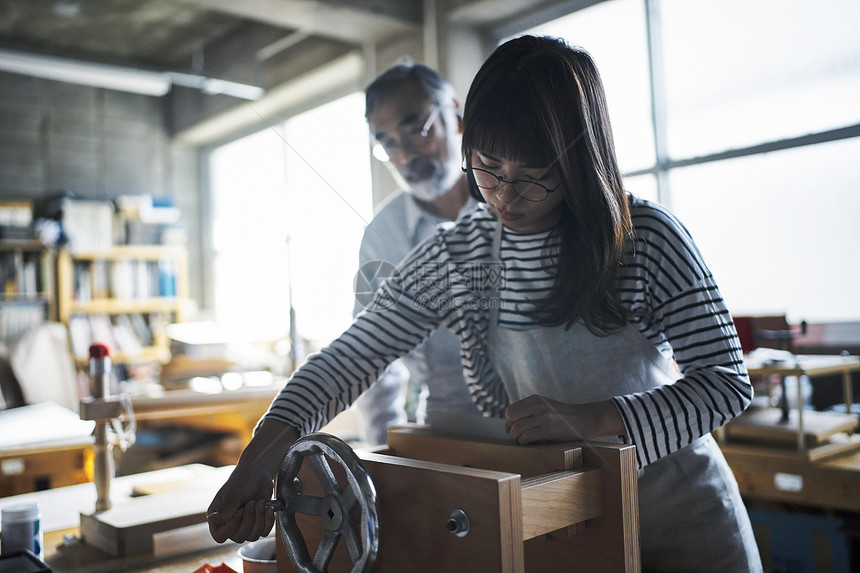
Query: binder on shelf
[[0, 240, 52, 341], [88, 314, 118, 353], [128, 313, 154, 346], [110, 259, 135, 301], [0, 200, 33, 227], [61, 198, 114, 251], [68, 314, 92, 359], [113, 314, 143, 356], [0, 300, 46, 340], [158, 258, 177, 298]]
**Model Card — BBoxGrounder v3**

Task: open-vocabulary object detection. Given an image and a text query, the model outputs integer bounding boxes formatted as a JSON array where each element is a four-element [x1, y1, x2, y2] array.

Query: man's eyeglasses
[[464, 165, 560, 203], [372, 106, 441, 162]]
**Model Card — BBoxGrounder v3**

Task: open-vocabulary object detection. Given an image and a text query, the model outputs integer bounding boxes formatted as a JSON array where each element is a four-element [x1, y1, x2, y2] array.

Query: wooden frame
[[276, 425, 639, 572]]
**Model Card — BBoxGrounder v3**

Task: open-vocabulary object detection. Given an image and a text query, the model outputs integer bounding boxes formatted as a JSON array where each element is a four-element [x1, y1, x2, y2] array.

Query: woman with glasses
[[209, 35, 761, 572]]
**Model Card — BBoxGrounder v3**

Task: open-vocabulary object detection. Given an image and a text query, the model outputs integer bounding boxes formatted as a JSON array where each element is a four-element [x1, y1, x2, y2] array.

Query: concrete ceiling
[[0, 0, 423, 87], [0, 0, 568, 141], [0, 0, 563, 82]]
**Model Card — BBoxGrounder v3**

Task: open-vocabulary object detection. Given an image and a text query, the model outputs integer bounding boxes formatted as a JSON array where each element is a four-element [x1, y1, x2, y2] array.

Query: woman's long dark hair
[[462, 35, 633, 334]]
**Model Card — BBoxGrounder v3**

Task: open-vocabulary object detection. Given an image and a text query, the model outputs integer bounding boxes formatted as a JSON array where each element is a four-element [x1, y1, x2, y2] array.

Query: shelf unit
[[0, 239, 55, 341], [57, 245, 188, 367]]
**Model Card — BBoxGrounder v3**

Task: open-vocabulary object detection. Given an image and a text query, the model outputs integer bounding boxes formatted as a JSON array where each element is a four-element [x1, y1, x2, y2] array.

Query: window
[[209, 93, 373, 345], [521, 0, 860, 322], [660, 0, 860, 158], [531, 0, 655, 175]]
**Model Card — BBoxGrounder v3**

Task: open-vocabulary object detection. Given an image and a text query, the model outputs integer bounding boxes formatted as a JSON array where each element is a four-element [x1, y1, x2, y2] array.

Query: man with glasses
[[352, 63, 481, 445]]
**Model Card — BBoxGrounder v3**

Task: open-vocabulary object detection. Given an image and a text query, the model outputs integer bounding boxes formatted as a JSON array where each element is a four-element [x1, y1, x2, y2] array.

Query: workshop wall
[[0, 70, 204, 304]]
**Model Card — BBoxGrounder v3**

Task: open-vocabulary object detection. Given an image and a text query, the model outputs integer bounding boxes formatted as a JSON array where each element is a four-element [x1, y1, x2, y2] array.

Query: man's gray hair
[[365, 62, 457, 117]]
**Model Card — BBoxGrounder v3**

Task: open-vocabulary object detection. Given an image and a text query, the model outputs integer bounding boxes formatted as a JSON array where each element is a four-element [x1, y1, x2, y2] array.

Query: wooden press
[[271, 424, 639, 572]]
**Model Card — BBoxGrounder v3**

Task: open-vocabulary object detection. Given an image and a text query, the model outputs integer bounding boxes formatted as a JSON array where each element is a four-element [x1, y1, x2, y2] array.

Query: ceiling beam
[[180, 0, 421, 45], [175, 50, 364, 146]]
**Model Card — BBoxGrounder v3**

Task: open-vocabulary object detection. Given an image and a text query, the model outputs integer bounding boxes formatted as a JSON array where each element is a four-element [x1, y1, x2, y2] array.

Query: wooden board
[[386, 425, 582, 478], [277, 451, 523, 572], [78, 466, 233, 556], [520, 468, 602, 539], [725, 407, 858, 448], [721, 442, 860, 513], [522, 440, 639, 573], [387, 426, 639, 571]]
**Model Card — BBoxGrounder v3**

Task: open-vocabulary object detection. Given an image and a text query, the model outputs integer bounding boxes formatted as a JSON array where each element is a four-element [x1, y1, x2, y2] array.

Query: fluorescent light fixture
[[0, 48, 171, 96], [0, 48, 264, 100], [169, 72, 264, 101]]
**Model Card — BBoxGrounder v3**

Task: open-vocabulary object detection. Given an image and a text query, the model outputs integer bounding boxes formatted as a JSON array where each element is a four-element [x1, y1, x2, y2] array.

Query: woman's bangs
[[464, 83, 554, 167]]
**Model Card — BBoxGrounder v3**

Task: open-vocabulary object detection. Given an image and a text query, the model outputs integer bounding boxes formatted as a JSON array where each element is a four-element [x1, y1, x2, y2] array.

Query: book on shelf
[[1, 251, 44, 298], [88, 314, 118, 354], [73, 261, 92, 302], [68, 312, 156, 360], [61, 198, 114, 251], [128, 312, 154, 346], [0, 200, 32, 224], [115, 194, 186, 246], [0, 300, 47, 340], [109, 259, 134, 301], [91, 259, 109, 299], [78, 258, 178, 302], [158, 258, 178, 297], [0, 200, 33, 233], [112, 314, 143, 357], [68, 314, 92, 359]]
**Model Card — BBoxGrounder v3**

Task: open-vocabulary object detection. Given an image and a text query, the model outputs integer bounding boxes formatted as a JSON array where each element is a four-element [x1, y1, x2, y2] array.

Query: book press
[[267, 421, 640, 572]]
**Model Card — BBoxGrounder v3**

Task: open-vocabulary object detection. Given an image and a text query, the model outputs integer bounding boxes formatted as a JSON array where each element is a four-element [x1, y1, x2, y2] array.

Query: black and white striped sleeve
[[612, 202, 753, 468]]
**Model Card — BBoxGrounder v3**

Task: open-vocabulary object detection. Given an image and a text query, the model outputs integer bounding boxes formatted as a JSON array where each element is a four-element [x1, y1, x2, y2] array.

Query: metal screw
[[446, 509, 470, 537], [266, 499, 286, 512]]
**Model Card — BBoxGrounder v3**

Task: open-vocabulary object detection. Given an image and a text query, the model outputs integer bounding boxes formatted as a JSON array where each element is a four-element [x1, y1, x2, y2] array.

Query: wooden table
[[0, 403, 95, 497], [132, 385, 280, 447], [0, 464, 246, 573], [720, 354, 860, 513], [734, 354, 860, 450], [720, 442, 860, 513]]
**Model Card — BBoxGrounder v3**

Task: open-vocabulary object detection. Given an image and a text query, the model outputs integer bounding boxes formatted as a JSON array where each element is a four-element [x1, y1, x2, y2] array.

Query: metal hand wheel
[[273, 432, 378, 573]]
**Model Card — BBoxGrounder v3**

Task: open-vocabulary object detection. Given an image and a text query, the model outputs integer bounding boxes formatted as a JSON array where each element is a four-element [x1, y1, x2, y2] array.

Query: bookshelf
[[0, 239, 55, 341], [57, 245, 188, 367]]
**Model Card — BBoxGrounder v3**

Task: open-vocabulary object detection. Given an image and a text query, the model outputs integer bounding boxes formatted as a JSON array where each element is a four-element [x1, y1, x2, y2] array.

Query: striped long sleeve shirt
[[264, 197, 753, 468]]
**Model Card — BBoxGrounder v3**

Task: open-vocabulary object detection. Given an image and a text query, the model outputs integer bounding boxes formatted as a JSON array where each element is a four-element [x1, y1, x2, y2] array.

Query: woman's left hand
[[505, 395, 626, 444]]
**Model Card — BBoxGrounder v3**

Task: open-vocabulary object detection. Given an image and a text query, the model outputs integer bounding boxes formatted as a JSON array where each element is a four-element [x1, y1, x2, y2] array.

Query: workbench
[[720, 443, 860, 513], [0, 464, 245, 573], [720, 354, 860, 513], [726, 354, 860, 452], [131, 384, 280, 448], [0, 403, 94, 497]]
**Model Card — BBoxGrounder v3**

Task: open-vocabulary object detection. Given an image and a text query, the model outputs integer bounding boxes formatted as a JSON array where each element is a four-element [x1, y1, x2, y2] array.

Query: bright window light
[[283, 94, 373, 345], [660, 0, 860, 158], [210, 92, 373, 345]]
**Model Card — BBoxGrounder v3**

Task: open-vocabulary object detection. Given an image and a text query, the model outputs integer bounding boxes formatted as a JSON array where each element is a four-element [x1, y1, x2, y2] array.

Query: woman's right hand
[[207, 418, 300, 543], [207, 464, 276, 543]]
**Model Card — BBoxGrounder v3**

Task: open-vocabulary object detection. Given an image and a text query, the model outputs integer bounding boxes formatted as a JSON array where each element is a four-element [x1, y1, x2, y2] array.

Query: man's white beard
[[407, 157, 461, 202]]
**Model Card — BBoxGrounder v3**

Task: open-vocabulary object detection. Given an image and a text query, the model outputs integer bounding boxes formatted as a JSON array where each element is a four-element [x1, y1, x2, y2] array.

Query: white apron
[[486, 221, 762, 573]]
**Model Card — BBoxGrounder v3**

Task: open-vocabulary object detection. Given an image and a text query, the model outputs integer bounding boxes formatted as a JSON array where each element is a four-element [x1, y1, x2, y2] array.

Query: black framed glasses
[[464, 165, 560, 202], [372, 106, 441, 162]]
